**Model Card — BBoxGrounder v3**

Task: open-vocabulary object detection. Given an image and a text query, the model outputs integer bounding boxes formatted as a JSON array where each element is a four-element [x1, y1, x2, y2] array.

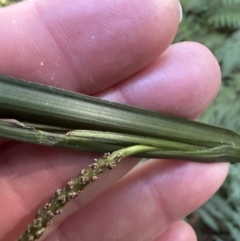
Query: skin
[[0, 0, 229, 240]]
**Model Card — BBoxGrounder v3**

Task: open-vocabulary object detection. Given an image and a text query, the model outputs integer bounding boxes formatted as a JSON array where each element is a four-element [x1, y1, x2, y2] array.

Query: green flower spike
[[18, 145, 157, 241]]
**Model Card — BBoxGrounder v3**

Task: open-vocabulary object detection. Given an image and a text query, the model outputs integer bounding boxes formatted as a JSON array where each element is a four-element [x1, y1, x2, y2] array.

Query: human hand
[[0, 0, 229, 240]]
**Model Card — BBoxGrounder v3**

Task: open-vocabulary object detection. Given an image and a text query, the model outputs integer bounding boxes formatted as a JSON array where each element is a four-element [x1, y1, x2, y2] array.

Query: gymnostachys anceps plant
[[1, 75, 240, 240]]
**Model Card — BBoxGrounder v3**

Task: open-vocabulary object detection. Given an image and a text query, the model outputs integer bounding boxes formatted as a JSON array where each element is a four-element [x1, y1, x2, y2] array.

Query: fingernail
[[178, 0, 183, 22]]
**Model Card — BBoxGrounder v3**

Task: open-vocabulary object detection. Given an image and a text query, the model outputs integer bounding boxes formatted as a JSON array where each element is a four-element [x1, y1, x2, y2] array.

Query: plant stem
[[1, 75, 240, 150], [1, 75, 240, 162]]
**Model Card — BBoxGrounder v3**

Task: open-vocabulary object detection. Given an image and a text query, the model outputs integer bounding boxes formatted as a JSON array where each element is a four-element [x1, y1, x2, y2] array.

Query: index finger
[[0, 0, 180, 93]]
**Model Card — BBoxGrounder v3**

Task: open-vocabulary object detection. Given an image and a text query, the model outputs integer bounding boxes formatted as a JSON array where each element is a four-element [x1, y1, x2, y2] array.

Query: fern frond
[[215, 30, 240, 77], [221, 0, 240, 6], [212, 236, 224, 241], [180, 0, 214, 12], [208, 8, 240, 28]]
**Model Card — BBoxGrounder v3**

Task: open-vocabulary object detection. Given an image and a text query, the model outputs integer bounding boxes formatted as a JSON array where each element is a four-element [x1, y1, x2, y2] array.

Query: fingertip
[[175, 41, 222, 90], [171, 41, 221, 118], [99, 41, 221, 119], [155, 220, 197, 241], [164, 41, 221, 118], [139, 159, 229, 220]]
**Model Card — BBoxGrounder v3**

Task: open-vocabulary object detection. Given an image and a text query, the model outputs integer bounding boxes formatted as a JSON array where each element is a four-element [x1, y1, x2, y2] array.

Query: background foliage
[[0, 0, 21, 7], [1, 0, 240, 240], [175, 1, 240, 240]]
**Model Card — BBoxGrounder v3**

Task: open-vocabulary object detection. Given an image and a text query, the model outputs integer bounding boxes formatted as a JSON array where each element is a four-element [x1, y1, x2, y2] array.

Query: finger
[[0, 41, 222, 240], [0, 137, 9, 145], [43, 160, 228, 241], [97, 41, 221, 119], [0, 0, 180, 93], [155, 220, 197, 241]]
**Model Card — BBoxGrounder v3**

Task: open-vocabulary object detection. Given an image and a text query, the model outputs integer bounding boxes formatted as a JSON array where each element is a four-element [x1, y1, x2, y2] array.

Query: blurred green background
[[1, 0, 240, 240], [175, 1, 240, 240]]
